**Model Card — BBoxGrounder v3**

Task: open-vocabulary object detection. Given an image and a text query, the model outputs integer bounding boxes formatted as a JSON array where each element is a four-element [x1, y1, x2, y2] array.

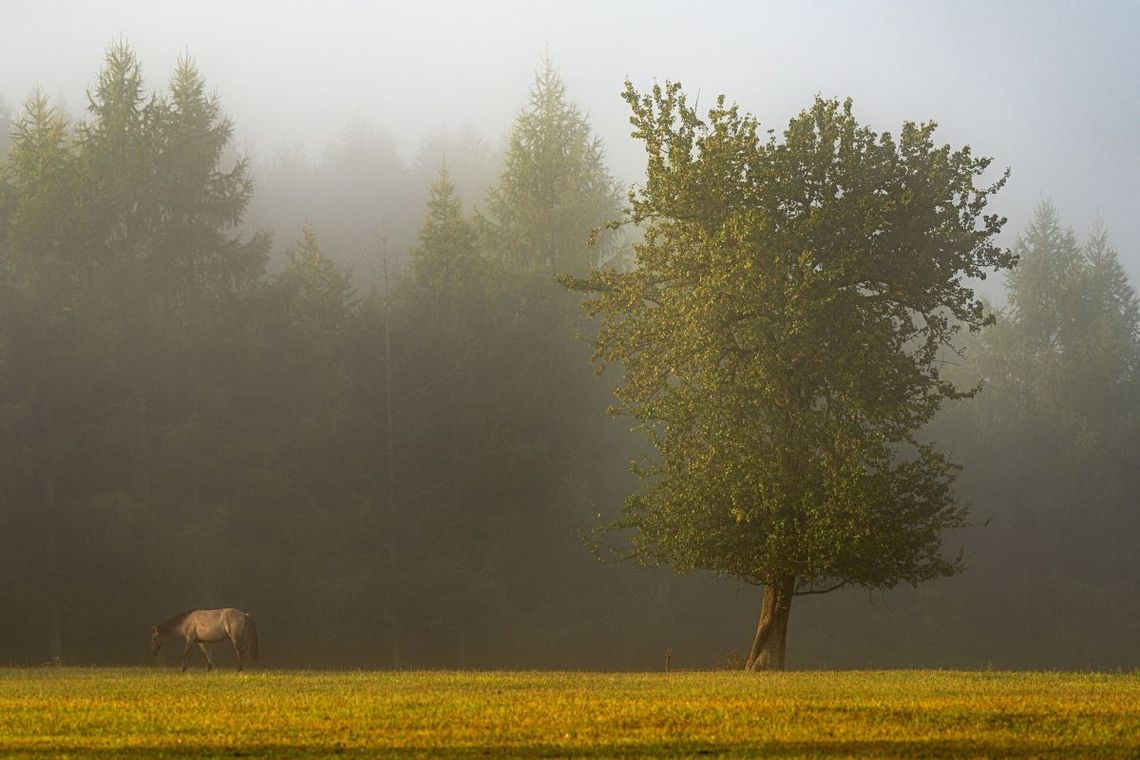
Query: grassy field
[[0, 668, 1137, 757]]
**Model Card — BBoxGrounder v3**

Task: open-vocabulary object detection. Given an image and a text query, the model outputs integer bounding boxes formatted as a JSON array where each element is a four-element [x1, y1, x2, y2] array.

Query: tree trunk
[[388, 615, 402, 669], [745, 576, 795, 672], [43, 471, 64, 665]]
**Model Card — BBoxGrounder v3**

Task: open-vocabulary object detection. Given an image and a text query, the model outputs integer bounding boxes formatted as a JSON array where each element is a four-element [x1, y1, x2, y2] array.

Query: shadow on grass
[[3, 740, 1134, 758]]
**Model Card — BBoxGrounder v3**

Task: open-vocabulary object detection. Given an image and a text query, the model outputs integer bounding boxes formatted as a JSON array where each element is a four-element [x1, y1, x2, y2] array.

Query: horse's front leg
[[197, 642, 215, 671], [181, 639, 193, 672]]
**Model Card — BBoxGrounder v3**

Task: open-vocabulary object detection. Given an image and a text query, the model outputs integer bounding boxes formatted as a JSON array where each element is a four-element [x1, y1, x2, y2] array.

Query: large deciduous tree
[[567, 82, 1013, 670]]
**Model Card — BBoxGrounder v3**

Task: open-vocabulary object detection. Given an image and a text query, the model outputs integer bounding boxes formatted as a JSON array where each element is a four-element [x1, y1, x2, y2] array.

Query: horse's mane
[[156, 609, 196, 632]]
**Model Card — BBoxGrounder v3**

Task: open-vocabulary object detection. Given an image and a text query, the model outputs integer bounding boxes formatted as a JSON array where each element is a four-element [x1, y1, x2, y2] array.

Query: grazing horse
[[150, 608, 259, 672]]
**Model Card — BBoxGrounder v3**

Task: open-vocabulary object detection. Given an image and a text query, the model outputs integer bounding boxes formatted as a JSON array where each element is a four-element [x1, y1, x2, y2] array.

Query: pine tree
[[1005, 201, 1083, 357], [485, 58, 624, 278], [412, 126, 498, 217], [0, 44, 274, 662], [76, 41, 156, 269], [992, 203, 1139, 432], [1075, 219, 1140, 390], [153, 55, 267, 301], [280, 224, 356, 334], [936, 204, 1140, 665], [0, 88, 82, 663], [411, 165, 483, 310]]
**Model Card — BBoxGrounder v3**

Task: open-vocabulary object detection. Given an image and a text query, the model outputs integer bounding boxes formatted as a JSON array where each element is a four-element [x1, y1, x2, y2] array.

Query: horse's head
[[149, 626, 165, 656]]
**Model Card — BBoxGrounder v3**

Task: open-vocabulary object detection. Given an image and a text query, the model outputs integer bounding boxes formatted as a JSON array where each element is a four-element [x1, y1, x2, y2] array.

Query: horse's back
[[214, 608, 247, 633]]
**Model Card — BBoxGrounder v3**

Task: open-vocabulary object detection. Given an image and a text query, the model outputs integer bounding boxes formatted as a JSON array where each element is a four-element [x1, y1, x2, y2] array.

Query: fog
[[1, 1, 1139, 671], [4, 0, 1138, 274]]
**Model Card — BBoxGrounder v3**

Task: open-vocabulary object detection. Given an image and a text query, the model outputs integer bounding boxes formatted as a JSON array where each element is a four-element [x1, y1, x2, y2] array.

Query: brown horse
[[150, 608, 259, 672]]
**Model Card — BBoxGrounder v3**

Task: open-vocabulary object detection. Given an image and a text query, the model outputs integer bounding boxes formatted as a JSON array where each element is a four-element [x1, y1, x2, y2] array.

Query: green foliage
[[245, 121, 418, 286], [280, 225, 356, 334], [2, 89, 81, 310], [412, 126, 499, 217], [969, 202, 1139, 453], [485, 58, 624, 278], [153, 56, 267, 298], [856, 202, 1140, 670], [944, 201, 1140, 613], [4, 41, 1138, 672], [569, 82, 1014, 595], [411, 166, 484, 308], [0, 43, 275, 663]]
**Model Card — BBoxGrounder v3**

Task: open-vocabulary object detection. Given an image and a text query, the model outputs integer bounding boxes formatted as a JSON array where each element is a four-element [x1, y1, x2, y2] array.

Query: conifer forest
[[1, 2, 1138, 673]]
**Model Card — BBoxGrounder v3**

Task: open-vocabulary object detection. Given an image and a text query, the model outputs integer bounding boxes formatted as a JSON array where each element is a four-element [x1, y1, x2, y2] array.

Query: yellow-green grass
[[1, 669, 1138, 757]]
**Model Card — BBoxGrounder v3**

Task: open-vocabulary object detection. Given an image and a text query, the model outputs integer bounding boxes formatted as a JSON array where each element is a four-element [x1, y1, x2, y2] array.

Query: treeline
[[245, 122, 500, 282], [792, 202, 1140, 669], [931, 203, 1140, 667], [0, 45, 1137, 669], [0, 46, 737, 668]]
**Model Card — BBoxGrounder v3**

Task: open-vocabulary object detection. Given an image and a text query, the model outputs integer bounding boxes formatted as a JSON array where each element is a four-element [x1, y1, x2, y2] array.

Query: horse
[[150, 608, 259, 672]]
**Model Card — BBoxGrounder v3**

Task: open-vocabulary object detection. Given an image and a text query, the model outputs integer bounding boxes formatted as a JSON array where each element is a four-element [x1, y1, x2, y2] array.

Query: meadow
[[0, 668, 1137, 757]]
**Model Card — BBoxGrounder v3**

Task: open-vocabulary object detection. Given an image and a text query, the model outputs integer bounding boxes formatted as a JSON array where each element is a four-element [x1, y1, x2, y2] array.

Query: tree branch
[[792, 580, 848, 597]]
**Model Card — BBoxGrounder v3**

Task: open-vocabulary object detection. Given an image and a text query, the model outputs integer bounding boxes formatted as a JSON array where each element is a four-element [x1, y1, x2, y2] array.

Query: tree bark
[[745, 576, 795, 672], [388, 615, 402, 669], [43, 471, 64, 665]]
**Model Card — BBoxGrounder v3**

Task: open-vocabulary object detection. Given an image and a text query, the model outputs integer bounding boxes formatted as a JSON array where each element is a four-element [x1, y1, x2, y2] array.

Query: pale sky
[[2, 0, 1138, 278]]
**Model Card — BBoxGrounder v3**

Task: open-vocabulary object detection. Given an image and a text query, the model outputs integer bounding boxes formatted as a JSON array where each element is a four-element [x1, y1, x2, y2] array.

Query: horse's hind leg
[[197, 642, 215, 671], [231, 637, 244, 672]]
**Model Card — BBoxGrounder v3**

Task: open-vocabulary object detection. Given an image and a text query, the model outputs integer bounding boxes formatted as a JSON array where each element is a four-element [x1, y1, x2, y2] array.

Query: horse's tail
[[245, 613, 259, 662]]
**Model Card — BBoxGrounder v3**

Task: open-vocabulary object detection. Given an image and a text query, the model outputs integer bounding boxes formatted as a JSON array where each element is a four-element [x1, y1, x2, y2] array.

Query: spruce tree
[[485, 58, 623, 279]]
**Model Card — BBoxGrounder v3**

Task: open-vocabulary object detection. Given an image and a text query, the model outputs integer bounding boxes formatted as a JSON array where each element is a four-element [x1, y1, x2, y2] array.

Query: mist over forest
[[0, 1, 1138, 670]]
